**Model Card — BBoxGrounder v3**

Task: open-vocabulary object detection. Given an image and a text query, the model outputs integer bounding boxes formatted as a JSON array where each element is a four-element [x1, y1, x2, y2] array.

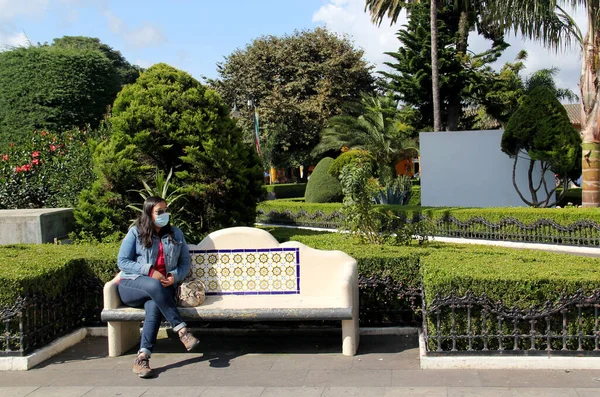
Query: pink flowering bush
[[0, 127, 105, 209]]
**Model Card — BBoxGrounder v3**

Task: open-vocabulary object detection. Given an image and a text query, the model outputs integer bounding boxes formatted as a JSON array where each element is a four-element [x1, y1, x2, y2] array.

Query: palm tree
[[365, 0, 442, 132], [486, 0, 598, 206], [313, 94, 417, 182]]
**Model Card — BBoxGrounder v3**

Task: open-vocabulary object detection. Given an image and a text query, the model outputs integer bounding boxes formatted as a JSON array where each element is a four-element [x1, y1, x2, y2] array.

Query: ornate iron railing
[[435, 216, 600, 246], [257, 209, 600, 247], [423, 289, 600, 356], [0, 276, 104, 356]]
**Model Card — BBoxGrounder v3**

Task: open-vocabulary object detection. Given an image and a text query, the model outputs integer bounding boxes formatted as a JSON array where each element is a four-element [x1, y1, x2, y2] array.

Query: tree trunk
[[431, 0, 441, 132], [446, 10, 470, 131], [580, 16, 600, 207]]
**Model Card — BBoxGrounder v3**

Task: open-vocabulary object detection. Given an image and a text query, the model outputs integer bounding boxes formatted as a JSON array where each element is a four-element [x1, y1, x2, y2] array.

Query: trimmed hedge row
[[261, 183, 307, 199], [0, 243, 119, 306]]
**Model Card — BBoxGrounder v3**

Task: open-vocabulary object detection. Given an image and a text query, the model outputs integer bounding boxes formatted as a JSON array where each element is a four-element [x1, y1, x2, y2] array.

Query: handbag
[[177, 280, 206, 307]]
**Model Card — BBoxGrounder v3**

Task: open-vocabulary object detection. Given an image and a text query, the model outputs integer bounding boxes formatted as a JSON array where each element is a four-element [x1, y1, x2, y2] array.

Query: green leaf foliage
[[212, 27, 375, 167], [304, 157, 343, 203], [0, 243, 119, 306], [501, 86, 581, 206], [74, 63, 264, 242], [261, 183, 306, 199], [421, 245, 600, 308], [381, 1, 508, 131], [0, 39, 135, 149]]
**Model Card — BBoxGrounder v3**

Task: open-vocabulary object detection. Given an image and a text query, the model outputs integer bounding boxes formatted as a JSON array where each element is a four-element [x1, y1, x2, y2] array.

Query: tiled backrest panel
[[188, 248, 300, 295]]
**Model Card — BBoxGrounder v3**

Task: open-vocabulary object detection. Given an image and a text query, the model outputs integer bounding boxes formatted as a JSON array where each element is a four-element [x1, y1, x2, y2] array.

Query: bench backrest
[[186, 227, 354, 297]]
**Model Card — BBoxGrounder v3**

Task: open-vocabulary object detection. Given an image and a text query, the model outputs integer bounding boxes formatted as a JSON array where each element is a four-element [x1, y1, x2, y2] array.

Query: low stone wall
[[0, 208, 74, 244]]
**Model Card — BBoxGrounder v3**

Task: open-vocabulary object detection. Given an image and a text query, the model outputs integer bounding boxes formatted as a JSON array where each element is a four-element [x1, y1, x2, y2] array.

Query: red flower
[[31, 159, 39, 165], [14, 166, 21, 172], [22, 164, 31, 171], [50, 144, 57, 151], [31, 151, 40, 158], [2, 154, 7, 161], [41, 131, 48, 137]]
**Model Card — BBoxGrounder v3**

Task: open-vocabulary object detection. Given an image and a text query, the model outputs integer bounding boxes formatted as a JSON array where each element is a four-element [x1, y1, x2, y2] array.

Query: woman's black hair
[[136, 196, 172, 248]]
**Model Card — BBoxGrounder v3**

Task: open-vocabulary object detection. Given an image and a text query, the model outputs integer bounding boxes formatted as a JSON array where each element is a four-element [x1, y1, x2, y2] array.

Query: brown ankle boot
[[133, 353, 153, 378], [178, 327, 200, 351]]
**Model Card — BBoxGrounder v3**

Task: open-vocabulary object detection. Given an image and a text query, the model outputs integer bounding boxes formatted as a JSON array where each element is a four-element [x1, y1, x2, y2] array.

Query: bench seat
[[103, 227, 359, 357], [102, 295, 353, 321]]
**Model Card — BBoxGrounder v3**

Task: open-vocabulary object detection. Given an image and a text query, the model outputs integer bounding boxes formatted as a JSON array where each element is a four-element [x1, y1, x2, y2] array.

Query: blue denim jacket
[[117, 225, 191, 283]]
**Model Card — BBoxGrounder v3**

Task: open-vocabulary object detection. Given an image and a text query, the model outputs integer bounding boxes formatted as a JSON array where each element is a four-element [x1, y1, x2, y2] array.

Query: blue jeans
[[118, 276, 187, 357]]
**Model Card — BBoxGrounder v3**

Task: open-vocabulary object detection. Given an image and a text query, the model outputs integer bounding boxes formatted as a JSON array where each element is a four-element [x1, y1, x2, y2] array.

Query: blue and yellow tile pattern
[[188, 248, 300, 295]]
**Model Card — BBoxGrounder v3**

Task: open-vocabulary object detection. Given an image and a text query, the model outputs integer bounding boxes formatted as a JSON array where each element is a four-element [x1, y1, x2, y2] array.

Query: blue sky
[[0, 0, 585, 100]]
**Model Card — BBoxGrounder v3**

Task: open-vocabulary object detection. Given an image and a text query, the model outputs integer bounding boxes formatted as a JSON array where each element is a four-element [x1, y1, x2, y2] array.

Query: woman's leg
[[118, 277, 187, 355]]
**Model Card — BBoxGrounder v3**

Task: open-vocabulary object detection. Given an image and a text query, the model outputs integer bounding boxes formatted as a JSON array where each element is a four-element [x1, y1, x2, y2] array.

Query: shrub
[[328, 149, 375, 177], [261, 183, 306, 199], [305, 157, 343, 203], [501, 86, 581, 207], [0, 127, 104, 209], [74, 63, 264, 242], [0, 44, 125, 149], [0, 243, 119, 307]]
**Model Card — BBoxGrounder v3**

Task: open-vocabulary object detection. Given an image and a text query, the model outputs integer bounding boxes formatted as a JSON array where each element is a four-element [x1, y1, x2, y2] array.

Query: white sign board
[[419, 130, 555, 207]]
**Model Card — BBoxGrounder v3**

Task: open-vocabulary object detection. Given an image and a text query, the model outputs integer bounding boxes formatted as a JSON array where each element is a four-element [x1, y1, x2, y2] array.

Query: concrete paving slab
[[384, 387, 448, 397], [260, 387, 324, 397], [25, 386, 94, 397], [509, 388, 579, 397], [198, 386, 265, 397], [447, 387, 512, 396], [391, 369, 482, 387], [320, 386, 389, 397], [0, 387, 40, 397], [575, 389, 600, 397], [270, 354, 352, 370], [210, 368, 308, 387], [304, 369, 392, 387], [82, 386, 150, 397], [479, 370, 600, 388]]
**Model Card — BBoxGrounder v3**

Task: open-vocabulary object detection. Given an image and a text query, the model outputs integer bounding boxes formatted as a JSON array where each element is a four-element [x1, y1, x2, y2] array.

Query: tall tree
[[381, 1, 507, 131], [366, 0, 505, 131], [366, 0, 442, 131], [49, 36, 141, 86], [0, 37, 140, 149], [485, 1, 598, 206], [211, 28, 375, 167], [501, 86, 581, 207]]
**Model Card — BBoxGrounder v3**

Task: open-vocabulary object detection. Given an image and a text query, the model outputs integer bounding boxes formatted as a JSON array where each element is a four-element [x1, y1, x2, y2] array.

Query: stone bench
[[101, 227, 359, 356]]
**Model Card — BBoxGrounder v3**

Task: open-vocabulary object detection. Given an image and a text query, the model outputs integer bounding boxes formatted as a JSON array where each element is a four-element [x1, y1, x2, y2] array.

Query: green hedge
[[0, 243, 119, 306], [557, 187, 582, 207], [261, 183, 307, 199]]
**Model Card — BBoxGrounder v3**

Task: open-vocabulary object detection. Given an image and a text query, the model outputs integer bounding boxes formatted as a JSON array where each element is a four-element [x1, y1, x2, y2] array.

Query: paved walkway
[[2, 330, 600, 396]]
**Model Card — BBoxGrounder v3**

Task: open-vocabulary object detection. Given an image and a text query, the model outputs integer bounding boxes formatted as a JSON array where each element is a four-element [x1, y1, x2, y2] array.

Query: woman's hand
[[160, 274, 175, 287], [151, 271, 165, 281]]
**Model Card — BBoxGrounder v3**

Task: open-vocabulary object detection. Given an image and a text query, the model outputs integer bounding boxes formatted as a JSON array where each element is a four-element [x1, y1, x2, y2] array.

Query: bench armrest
[[103, 274, 122, 309], [339, 257, 358, 308]]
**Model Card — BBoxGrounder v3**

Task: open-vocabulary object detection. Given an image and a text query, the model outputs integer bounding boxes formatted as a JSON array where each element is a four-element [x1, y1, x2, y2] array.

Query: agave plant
[[128, 167, 186, 218]]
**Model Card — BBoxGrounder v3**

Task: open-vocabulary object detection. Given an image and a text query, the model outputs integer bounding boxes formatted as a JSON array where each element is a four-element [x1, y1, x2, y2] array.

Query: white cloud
[[0, 31, 30, 50], [0, 0, 50, 21], [313, 0, 405, 72], [104, 10, 166, 49], [314, 0, 585, 102]]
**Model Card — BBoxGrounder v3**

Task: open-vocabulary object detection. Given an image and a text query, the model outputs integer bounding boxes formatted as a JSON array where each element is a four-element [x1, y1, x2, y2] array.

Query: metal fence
[[0, 276, 104, 356], [257, 209, 600, 247], [423, 289, 600, 356]]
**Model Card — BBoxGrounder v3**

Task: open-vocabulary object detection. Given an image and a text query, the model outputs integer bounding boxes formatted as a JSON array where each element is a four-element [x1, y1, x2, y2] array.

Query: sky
[[0, 0, 587, 103]]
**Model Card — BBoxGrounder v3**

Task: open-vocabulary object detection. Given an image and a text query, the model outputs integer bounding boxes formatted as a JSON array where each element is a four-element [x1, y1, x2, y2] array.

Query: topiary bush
[[73, 63, 264, 242], [305, 157, 343, 203]]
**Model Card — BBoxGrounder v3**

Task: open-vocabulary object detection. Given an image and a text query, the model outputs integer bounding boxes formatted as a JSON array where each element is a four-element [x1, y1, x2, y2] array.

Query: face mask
[[154, 213, 170, 228]]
